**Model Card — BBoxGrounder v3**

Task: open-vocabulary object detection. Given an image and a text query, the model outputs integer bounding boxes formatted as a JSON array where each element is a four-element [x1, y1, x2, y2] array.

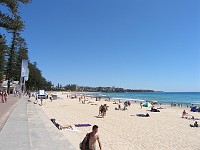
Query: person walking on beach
[[35, 93, 38, 104], [99, 105, 103, 116], [28, 92, 31, 99], [40, 98, 43, 106], [81, 125, 102, 150]]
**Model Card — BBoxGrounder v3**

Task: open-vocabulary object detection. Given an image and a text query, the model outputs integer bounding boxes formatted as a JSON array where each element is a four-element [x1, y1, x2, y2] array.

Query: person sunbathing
[[184, 116, 200, 120], [60, 124, 75, 130], [115, 104, 122, 110], [136, 113, 150, 117], [50, 118, 74, 130], [146, 113, 150, 117], [157, 107, 165, 109], [113, 101, 117, 104], [190, 121, 199, 127], [182, 110, 188, 118], [151, 106, 160, 112]]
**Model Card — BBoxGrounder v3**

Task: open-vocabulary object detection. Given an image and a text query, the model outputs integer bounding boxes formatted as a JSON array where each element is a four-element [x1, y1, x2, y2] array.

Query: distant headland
[[57, 84, 161, 92]]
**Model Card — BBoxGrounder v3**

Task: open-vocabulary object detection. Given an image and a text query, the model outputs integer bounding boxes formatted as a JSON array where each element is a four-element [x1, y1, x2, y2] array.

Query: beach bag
[[80, 133, 90, 150]]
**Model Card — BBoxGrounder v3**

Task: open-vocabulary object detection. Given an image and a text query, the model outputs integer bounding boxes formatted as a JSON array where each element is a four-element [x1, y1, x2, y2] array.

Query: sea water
[[87, 92, 200, 106]]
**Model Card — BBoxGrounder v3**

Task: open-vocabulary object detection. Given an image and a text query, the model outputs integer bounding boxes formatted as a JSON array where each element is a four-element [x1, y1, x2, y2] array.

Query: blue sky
[[2, 0, 200, 92]]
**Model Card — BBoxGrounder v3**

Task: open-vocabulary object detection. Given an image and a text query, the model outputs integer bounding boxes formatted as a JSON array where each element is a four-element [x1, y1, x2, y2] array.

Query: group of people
[[171, 102, 183, 107], [79, 95, 90, 104], [114, 100, 131, 111], [99, 104, 107, 117], [0, 91, 8, 103], [181, 110, 199, 127]]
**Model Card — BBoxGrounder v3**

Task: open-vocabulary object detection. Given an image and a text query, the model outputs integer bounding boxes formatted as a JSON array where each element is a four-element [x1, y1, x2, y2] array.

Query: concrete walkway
[[0, 96, 75, 150], [0, 95, 20, 131]]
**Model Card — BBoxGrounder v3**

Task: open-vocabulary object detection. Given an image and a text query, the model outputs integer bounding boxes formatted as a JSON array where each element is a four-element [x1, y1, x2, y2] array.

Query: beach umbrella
[[142, 102, 152, 107]]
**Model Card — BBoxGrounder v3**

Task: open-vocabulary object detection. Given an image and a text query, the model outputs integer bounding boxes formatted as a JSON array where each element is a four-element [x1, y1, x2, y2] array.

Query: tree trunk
[[7, 30, 17, 94]]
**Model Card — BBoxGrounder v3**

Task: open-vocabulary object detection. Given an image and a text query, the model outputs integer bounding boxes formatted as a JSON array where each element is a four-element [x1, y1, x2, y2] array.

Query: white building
[[0, 80, 20, 93]]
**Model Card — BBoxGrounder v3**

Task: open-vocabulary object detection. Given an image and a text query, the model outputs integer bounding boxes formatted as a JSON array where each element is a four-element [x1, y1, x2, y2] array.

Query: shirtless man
[[82, 125, 102, 150]]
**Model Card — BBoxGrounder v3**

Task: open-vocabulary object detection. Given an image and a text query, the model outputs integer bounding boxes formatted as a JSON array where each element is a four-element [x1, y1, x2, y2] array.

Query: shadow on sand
[[94, 115, 104, 118]]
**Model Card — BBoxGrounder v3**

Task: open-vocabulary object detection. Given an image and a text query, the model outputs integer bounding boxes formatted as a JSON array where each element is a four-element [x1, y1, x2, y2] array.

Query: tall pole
[[23, 77, 26, 94], [19, 77, 22, 98]]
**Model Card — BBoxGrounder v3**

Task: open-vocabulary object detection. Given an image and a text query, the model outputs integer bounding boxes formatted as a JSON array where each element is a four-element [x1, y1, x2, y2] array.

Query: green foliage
[[1, 0, 25, 93], [26, 62, 53, 91], [0, 13, 24, 31], [0, 0, 31, 14], [6, 31, 17, 80], [0, 34, 8, 81], [0, 0, 52, 93], [0, 0, 18, 14], [64, 84, 77, 91]]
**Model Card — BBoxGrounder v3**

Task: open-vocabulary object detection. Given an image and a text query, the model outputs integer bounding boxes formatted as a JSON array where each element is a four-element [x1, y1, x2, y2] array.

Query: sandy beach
[[36, 92, 200, 150]]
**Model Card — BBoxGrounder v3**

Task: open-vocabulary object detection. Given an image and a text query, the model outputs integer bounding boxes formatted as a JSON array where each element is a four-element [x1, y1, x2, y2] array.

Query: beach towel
[[136, 114, 146, 117], [75, 124, 91, 127], [136, 114, 150, 117]]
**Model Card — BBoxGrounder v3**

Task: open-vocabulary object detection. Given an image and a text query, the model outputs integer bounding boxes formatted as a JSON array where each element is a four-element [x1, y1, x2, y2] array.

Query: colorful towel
[[74, 124, 91, 127]]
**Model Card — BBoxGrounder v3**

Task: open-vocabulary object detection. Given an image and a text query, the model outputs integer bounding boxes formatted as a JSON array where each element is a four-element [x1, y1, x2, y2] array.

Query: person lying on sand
[[150, 106, 160, 112], [50, 118, 75, 130], [91, 103, 97, 105], [136, 113, 150, 117], [113, 101, 117, 104], [60, 124, 75, 130], [157, 107, 165, 109], [190, 121, 199, 127], [183, 116, 200, 120], [115, 104, 122, 110]]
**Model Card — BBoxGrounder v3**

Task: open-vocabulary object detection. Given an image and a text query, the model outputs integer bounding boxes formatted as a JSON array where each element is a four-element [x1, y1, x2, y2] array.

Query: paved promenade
[[0, 95, 75, 150], [0, 94, 20, 131]]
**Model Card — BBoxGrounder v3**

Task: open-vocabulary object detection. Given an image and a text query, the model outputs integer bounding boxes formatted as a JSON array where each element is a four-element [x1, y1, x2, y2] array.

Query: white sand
[[38, 92, 200, 150]]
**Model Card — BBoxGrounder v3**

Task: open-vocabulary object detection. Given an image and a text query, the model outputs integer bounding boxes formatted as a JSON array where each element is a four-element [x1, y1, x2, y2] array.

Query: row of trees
[[0, 0, 53, 93], [50, 84, 77, 91]]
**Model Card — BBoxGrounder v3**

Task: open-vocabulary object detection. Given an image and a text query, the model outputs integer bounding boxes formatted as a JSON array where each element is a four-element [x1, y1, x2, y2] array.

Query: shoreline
[[84, 92, 200, 107]]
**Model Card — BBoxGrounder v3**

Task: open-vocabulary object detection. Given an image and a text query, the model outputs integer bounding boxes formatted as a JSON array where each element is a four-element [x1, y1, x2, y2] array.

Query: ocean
[[87, 92, 200, 106]]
